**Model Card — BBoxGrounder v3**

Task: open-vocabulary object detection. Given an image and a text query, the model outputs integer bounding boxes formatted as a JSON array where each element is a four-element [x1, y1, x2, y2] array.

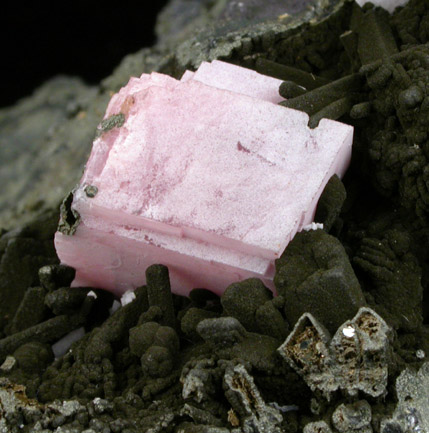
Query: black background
[[2, 2, 169, 108]]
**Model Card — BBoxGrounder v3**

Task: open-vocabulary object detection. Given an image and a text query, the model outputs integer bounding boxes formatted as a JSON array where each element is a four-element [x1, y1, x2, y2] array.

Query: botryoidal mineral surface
[[1, 0, 429, 432]]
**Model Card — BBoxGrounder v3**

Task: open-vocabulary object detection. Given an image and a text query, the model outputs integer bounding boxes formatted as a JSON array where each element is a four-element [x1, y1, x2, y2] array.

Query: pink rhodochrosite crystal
[[54, 61, 353, 297], [181, 60, 284, 103]]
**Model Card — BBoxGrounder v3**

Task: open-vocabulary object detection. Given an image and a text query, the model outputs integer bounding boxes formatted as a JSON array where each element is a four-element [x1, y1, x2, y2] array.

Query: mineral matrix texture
[[0, 0, 429, 432]]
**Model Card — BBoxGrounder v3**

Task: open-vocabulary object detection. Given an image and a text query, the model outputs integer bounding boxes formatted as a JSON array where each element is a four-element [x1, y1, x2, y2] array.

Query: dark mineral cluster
[[1, 0, 429, 432]]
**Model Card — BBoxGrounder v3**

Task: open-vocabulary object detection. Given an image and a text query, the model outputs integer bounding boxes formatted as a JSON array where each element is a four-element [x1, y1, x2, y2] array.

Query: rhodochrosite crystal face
[[54, 61, 353, 297]]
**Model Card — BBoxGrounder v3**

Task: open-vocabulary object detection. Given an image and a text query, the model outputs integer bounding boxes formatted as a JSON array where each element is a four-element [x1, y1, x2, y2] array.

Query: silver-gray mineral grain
[[380, 361, 429, 433], [181, 358, 219, 403], [331, 400, 372, 432], [278, 307, 392, 399], [180, 403, 224, 427], [330, 307, 392, 398], [277, 312, 332, 391], [0, 378, 42, 433], [223, 362, 284, 433], [303, 420, 333, 433]]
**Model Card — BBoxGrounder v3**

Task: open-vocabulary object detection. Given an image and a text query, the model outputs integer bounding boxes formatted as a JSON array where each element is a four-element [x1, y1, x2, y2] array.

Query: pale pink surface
[[55, 226, 274, 298], [104, 73, 177, 118], [180, 70, 195, 82], [55, 66, 353, 297], [84, 73, 179, 185], [78, 79, 352, 259], [188, 61, 284, 103]]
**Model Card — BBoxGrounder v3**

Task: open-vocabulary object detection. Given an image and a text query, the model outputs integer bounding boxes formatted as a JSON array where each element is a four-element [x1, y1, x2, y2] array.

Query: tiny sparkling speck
[[416, 349, 425, 359], [342, 325, 355, 338]]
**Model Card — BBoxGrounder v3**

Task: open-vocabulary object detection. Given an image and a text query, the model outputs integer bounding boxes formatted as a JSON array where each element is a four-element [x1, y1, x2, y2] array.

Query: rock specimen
[[222, 362, 285, 432], [380, 361, 429, 433], [278, 307, 393, 399], [55, 61, 353, 297], [3, 0, 429, 431], [275, 229, 366, 333], [0, 78, 105, 230]]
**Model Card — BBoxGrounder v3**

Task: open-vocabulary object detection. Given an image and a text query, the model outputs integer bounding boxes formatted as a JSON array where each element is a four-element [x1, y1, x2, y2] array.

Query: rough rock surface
[[0, 79, 105, 230], [380, 361, 429, 433], [274, 229, 366, 333]]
